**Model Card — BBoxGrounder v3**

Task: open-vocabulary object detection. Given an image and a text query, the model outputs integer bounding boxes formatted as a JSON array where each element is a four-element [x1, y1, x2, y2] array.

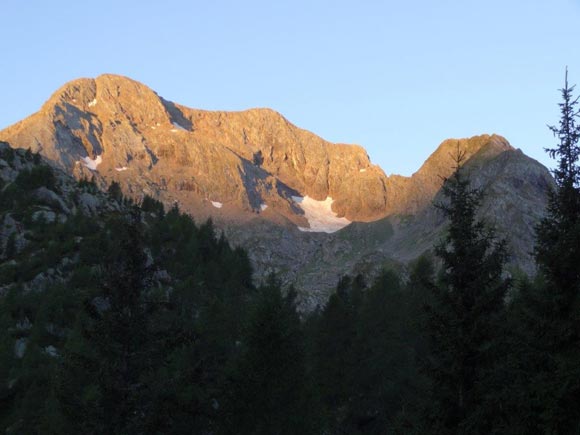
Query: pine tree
[[423, 150, 510, 434]]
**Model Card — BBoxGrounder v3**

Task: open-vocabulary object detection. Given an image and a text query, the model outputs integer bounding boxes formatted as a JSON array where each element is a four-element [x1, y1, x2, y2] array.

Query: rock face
[[0, 74, 556, 308], [0, 141, 121, 295], [0, 74, 395, 227]]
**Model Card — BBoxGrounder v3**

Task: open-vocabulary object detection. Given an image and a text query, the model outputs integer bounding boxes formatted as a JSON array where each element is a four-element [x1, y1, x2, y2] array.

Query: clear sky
[[1, 0, 579, 176]]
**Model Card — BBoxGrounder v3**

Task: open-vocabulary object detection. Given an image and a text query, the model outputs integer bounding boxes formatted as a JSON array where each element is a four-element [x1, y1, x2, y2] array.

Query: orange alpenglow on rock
[[0, 74, 555, 307]]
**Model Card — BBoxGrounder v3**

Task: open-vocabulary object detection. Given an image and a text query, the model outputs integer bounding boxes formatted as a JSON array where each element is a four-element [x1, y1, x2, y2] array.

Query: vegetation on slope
[[0, 71, 579, 434]]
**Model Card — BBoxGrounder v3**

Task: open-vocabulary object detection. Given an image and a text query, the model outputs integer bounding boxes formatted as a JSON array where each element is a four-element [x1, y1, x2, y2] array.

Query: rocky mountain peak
[[380, 134, 515, 216], [419, 134, 513, 176], [1, 75, 526, 230], [0, 74, 556, 305], [0, 75, 546, 233], [0, 75, 395, 227]]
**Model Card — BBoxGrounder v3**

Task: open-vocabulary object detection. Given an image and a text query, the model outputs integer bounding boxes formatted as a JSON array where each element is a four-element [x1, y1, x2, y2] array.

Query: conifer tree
[[310, 275, 363, 432], [535, 68, 580, 314], [220, 279, 320, 435], [423, 150, 510, 434], [349, 270, 416, 433], [527, 69, 580, 433], [57, 210, 160, 434]]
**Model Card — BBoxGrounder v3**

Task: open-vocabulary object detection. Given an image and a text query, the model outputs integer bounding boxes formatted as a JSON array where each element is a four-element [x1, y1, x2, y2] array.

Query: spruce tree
[[57, 211, 160, 434], [349, 270, 420, 434], [220, 279, 320, 435], [310, 275, 363, 432], [528, 69, 580, 433], [535, 72, 580, 316], [423, 150, 510, 434], [535, 68, 580, 315]]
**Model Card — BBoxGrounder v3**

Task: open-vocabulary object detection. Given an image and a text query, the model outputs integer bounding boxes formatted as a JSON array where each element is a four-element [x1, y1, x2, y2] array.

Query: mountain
[[0, 74, 393, 225], [0, 74, 555, 307], [0, 141, 124, 294]]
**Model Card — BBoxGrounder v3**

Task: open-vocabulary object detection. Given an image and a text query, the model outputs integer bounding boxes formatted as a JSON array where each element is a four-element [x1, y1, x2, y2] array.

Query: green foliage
[[106, 180, 123, 202], [0, 181, 260, 433], [140, 194, 165, 216], [57, 213, 160, 434], [423, 151, 510, 434], [0, 144, 15, 163], [511, 69, 580, 434], [0, 164, 58, 215], [4, 233, 17, 260], [76, 176, 98, 193], [4, 76, 580, 434], [536, 70, 580, 305], [14, 165, 56, 192], [546, 69, 580, 190], [535, 70, 580, 311], [221, 279, 320, 435], [348, 271, 414, 433], [309, 275, 363, 432]]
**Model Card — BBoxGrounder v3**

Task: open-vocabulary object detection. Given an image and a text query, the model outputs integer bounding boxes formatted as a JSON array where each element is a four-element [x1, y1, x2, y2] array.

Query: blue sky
[[1, 0, 579, 175]]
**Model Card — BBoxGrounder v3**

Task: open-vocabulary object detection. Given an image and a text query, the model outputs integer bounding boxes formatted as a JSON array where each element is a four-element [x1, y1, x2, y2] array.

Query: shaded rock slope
[[0, 74, 555, 307], [0, 141, 122, 295]]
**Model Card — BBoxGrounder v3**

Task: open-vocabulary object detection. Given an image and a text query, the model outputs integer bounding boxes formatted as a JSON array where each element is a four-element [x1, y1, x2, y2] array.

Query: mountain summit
[[0, 74, 518, 229], [1, 74, 395, 228], [0, 74, 555, 305]]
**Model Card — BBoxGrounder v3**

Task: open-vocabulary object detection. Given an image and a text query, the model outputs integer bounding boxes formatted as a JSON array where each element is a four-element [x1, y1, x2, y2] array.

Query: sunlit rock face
[[0, 74, 555, 308], [0, 74, 395, 228], [0, 74, 525, 230]]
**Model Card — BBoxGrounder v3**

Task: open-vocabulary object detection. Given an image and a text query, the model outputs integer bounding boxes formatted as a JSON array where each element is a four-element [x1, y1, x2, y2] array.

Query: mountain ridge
[[0, 74, 555, 306], [0, 74, 523, 225]]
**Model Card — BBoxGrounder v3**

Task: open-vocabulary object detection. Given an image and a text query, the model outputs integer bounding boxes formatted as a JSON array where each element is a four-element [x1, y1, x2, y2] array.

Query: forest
[[0, 78, 579, 434]]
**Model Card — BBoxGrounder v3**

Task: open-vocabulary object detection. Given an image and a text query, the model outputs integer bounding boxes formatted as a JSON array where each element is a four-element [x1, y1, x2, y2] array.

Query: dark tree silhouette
[[423, 149, 510, 434]]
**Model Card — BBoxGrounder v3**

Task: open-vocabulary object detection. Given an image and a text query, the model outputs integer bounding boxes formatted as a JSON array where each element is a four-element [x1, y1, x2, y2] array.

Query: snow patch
[[291, 196, 350, 233], [115, 166, 128, 172], [171, 121, 188, 132], [88, 99, 97, 107], [359, 168, 367, 172], [81, 155, 102, 171], [260, 203, 268, 211], [211, 201, 223, 209]]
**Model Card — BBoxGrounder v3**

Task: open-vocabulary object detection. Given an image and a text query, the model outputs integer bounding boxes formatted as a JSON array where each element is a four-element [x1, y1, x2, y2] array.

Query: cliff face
[[0, 74, 556, 307], [2, 75, 520, 226], [0, 74, 397, 227]]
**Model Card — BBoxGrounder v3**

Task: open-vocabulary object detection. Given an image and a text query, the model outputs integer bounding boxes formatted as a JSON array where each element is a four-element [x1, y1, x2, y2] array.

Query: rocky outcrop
[[0, 141, 120, 270], [388, 134, 514, 215]]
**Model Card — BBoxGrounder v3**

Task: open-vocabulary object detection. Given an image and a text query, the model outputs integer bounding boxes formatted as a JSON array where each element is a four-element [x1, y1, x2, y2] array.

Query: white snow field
[[81, 155, 102, 170], [291, 196, 350, 233]]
